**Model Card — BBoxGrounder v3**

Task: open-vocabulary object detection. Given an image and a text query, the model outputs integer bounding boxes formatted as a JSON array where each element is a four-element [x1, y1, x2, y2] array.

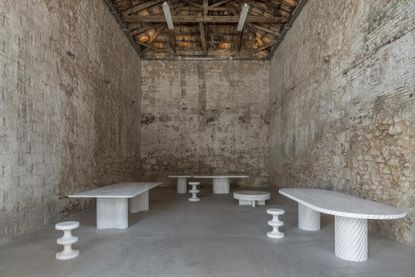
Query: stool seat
[[55, 221, 79, 231], [267, 208, 285, 216], [188, 181, 200, 185]]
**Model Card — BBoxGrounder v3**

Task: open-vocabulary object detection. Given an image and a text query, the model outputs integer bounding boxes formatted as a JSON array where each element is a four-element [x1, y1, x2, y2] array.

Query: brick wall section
[[0, 0, 141, 240], [141, 60, 270, 187], [270, 0, 415, 245]]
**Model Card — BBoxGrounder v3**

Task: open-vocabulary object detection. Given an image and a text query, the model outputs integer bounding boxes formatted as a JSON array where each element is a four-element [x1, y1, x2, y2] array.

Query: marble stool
[[188, 181, 200, 202], [55, 221, 80, 260], [267, 209, 285, 239]]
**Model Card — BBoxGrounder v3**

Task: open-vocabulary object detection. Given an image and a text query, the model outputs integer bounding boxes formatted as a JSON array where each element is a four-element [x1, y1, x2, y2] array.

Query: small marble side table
[[188, 182, 200, 202], [55, 221, 80, 260], [233, 191, 271, 207], [267, 209, 285, 239]]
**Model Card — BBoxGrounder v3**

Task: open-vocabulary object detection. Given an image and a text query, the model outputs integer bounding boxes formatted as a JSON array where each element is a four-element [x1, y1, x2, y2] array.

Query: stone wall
[[0, 0, 141, 240], [270, 0, 415, 245], [141, 60, 270, 187]]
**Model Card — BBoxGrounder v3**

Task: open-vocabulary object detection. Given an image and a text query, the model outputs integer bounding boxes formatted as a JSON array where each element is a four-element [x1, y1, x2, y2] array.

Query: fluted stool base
[[335, 216, 368, 262], [298, 203, 320, 231]]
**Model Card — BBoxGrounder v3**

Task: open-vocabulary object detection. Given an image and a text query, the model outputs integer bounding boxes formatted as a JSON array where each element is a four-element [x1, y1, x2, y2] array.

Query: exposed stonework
[[141, 60, 270, 187], [0, 0, 141, 240], [270, 0, 415, 245]]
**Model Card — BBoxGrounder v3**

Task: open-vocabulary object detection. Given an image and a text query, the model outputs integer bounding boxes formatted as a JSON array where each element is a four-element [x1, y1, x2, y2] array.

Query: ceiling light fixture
[[162, 2, 174, 31], [236, 3, 249, 32]]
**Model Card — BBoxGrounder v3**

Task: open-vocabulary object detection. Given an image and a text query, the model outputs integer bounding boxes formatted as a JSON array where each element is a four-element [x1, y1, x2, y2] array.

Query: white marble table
[[192, 175, 249, 194], [168, 175, 192, 194], [68, 182, 161, 229], [279, 188, 406, 262], [233, 191, 270, 207]]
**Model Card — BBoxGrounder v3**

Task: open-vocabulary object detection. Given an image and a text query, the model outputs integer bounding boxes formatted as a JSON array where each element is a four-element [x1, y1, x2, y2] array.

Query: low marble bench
[[233, 191, 270, 207], [279, 188, 406, 262], [68, 182, 161, 230]]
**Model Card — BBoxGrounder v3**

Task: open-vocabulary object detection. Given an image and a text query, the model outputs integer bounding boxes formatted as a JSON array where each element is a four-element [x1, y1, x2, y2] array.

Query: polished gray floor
[[0, 187, 414, 277]]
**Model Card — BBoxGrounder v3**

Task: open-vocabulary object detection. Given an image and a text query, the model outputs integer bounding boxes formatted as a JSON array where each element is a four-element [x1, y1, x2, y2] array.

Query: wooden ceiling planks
[[106, 0, 305, 60]]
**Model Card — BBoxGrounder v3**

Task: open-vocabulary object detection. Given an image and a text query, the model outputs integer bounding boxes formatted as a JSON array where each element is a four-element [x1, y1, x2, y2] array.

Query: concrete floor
[[0, 187, 414, 277]]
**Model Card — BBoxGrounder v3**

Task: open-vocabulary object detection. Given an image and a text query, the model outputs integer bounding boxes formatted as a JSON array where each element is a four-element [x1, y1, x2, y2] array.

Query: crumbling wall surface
[[0, 0, 141, 240], [141, 60, 270, 187], [270, 0, 415, 245]]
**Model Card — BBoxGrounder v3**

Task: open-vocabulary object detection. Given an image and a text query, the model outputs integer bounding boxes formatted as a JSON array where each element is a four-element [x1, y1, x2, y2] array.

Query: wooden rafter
[[123, 15, 288, 23], [210, 0, 232, 9], [106, 0, 305, 60], [123, 0, 165, 15], [199, 22, 207, 53]]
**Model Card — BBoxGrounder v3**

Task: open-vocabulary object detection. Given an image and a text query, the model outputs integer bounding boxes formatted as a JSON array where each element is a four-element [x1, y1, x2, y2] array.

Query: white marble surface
[[267, 209, 285, 239], [233, 191, 270, 207], [55, 221, 79, 260], [280, 188, 406, 262], [233, 191, 271, 201], [68, 182, 161, 199], [169, 176, 190, 194], [279, 188, 406, 219]]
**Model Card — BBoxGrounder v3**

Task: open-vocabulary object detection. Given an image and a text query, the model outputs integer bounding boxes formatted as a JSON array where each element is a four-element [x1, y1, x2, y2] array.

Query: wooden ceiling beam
[[140, 26, 167, 53], [199, 23, 207, 54], [210, 0, 232, 9], [123, 0, 165, 15], [130, 24, 164, 36], [203, 0, 208, 17], [182, 0, 203, 9], [123, 15, 287, 23], [248, 23, 280, 36]]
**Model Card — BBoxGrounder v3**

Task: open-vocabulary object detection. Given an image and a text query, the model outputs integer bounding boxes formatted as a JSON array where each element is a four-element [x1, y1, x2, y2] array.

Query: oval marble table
[[279, 188, 406, 262]]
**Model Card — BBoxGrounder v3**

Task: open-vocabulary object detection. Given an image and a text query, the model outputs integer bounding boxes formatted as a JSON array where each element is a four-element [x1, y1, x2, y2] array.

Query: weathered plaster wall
[[0, 0, 141, 240], [141, 60, 270, 187], [270, 0, 415, 245]]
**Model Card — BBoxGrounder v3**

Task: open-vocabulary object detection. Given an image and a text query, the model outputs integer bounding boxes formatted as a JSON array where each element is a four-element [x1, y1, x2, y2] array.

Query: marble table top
[[68, 182, 161, 199], [279, 188, 406, 219], [193, 175, 249, 179], [168, 175, 192, 178]]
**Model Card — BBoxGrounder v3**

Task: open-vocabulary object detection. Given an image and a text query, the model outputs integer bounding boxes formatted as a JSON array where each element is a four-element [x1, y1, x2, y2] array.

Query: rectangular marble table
[[192, 175, 249, 194], [68, 182, 161, 229], [279, 188, 406, 262]]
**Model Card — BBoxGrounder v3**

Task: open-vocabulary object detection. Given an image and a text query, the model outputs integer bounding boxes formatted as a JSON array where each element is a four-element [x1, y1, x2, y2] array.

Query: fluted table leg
[[129, 191, 149, 213], [177, 177, 188, 194], [298, 203, 320, 231], [96, 198, 129, 229], [335, 216, 368, 262], [213, 178, 230, 194]]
